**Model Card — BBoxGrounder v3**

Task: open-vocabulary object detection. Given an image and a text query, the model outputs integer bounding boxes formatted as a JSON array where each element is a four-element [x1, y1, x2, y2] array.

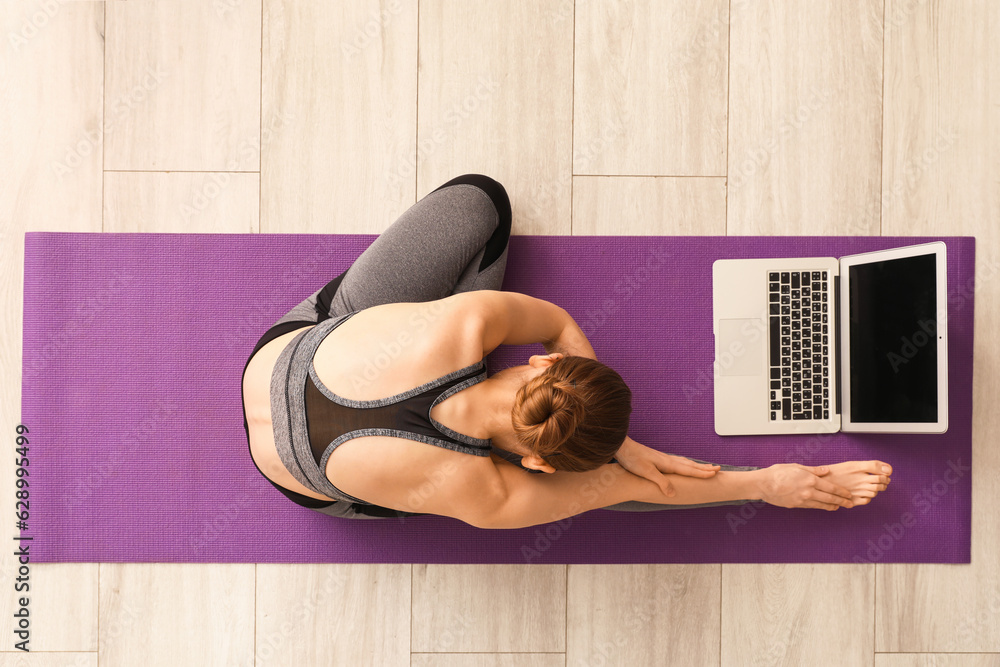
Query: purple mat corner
[[21, 233, 975, 564]]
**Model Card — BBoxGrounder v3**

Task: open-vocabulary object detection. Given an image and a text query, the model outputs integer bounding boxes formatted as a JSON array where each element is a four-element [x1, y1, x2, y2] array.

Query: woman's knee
[[433, 174, 511, 229], [432, 174, 511, 272]]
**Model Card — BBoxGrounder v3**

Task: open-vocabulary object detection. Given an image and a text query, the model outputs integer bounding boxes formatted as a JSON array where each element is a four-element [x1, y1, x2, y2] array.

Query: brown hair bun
[[511, 356, 631, 472]]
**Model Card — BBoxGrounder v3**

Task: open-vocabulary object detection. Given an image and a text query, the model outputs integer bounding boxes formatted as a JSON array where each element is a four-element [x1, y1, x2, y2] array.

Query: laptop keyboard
[[768, 270, 831, 421]]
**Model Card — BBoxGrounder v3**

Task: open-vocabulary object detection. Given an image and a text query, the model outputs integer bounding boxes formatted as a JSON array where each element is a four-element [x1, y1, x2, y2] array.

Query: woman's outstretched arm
[[477, 458, 851, 530]]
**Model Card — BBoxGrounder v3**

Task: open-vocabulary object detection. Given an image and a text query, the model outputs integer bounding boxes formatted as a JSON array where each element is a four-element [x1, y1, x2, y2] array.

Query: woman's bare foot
[[821, 460, 892, 506]]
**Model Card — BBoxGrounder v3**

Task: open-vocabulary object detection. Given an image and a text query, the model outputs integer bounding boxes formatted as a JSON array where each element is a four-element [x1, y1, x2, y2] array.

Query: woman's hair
[[511, 356, 632, 472]]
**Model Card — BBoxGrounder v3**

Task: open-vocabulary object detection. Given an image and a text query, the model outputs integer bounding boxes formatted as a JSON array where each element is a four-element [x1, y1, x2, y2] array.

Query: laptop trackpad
[[717, 319, 764, 377]]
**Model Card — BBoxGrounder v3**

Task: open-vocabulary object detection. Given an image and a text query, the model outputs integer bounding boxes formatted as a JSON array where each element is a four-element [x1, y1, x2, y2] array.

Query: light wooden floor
[[1, 1, 998, 665]]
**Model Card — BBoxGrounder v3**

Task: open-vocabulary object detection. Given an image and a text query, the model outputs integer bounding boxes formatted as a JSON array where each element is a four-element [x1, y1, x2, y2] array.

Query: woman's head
[[511, 355, 632, 472]]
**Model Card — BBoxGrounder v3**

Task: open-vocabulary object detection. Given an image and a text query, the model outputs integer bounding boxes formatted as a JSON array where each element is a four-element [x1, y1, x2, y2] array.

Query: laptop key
[[783, 399, 791, 420]]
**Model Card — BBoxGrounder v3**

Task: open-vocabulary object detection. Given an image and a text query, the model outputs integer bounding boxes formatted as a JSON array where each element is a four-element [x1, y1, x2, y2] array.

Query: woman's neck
[[441, 365, 530, 455]]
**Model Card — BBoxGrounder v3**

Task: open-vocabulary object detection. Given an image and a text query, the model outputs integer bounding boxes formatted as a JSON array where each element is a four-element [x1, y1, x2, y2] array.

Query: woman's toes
[[871, 460, 892, 475]]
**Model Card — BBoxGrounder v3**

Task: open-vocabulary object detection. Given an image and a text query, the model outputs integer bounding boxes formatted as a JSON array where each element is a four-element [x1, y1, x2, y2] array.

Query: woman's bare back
[[243, 298, 485, 501]]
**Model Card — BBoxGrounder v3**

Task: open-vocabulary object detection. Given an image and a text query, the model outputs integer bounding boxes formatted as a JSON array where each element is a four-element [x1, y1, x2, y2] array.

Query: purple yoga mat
[[21, 233, 974, 564]]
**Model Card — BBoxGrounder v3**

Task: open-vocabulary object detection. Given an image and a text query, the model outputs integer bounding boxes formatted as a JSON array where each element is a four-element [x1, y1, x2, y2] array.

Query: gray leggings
[[273, 174, 758, 517]]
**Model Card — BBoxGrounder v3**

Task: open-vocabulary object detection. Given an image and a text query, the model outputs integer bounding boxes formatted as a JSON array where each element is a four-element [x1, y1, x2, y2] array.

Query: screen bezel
[[839, 242, 949, 433]]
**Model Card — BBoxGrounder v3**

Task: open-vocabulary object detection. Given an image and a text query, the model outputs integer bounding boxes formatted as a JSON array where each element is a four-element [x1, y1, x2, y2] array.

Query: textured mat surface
[[21, 233, 975, 563]]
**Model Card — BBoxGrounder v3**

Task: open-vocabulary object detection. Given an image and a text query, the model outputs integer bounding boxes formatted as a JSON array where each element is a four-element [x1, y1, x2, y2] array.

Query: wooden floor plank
[[727, 0, 883, 234], [416, 0, 573, 234], [0, 0, 104, 652], [876, 0, 1000, 652], [261, 0, 417, 233], [574, 0, 729, 176], [104, 0, 261, 171]]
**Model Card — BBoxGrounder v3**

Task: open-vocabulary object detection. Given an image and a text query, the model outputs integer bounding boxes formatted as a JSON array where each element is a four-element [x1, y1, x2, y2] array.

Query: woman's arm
[[479, 458, 767, 529], [448, 290, 596, 358]]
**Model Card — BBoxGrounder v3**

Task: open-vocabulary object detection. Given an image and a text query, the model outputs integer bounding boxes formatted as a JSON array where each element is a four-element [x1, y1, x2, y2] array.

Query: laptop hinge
[[834, 274, 842, 416]]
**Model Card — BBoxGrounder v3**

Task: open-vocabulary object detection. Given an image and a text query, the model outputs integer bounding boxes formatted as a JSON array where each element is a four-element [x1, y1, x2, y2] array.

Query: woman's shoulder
[[313, 298, 485, 401], [325, 434, 505, 525]]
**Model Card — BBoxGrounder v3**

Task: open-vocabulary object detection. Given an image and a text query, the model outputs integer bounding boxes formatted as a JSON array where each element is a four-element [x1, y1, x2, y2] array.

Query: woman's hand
[[758, 463, 855, 510], [614, 437, 721, 498]]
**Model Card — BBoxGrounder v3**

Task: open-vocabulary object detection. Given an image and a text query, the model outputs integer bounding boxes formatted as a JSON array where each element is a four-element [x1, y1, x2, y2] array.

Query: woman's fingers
[[814, 477, 853, 503], [668, 458, 720, 478], [802, 500, 840, 512], [810, 489, 854, 508], [680, 466, 721, 478], [635, 461, 676, 497]]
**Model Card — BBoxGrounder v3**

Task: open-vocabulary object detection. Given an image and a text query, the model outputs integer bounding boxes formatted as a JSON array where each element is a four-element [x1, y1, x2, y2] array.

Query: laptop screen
[[848, 252, 939, 422]]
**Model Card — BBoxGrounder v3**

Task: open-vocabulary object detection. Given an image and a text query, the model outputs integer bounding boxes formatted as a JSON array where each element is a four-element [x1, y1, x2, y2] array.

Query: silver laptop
[[712, 242, 948, 436]]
